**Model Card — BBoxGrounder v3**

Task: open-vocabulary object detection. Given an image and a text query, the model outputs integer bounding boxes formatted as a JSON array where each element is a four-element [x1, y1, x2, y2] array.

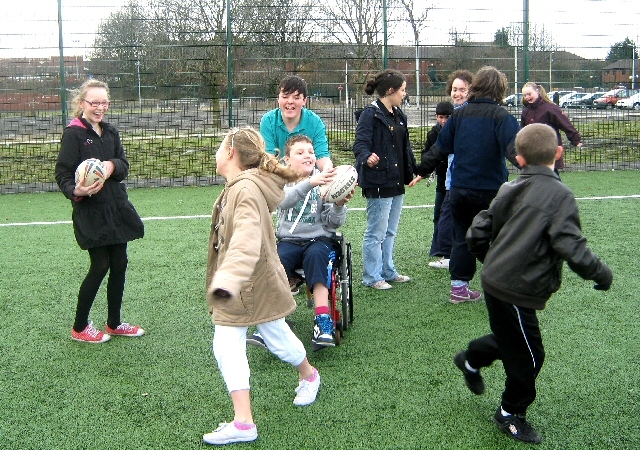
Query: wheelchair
[[291, 232, 354, 345]]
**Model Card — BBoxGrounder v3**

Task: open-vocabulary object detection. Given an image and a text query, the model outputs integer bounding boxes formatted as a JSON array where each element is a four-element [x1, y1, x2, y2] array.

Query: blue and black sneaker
[[312, 314, 335, 350], [246, 332, 267, 349]]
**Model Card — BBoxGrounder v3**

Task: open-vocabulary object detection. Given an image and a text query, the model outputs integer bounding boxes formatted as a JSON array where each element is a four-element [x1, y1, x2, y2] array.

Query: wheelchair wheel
[[340, 241, 353, 331], [334, 323, 343, 345]]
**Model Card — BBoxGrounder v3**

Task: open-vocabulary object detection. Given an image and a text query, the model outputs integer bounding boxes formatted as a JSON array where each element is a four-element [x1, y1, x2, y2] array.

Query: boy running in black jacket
[[456, 123, 613, 444]]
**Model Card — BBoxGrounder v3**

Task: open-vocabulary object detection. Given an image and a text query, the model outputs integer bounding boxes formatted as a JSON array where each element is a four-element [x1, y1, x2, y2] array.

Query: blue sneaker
[[246, 332, 267, 349], [312, 314, 335, 350]]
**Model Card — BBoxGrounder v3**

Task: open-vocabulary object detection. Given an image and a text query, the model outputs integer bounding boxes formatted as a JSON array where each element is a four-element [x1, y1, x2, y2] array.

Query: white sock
[[501, 407, 512, 417], [465, 361, 478, 373]]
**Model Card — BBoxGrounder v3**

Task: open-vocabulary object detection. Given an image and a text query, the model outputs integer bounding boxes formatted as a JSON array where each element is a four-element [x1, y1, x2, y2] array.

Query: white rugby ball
[[319, 164, 357, 203], [75, 158, 106, 186]]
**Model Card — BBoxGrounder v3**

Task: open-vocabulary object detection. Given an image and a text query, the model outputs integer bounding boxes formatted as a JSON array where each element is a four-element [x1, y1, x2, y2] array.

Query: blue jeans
[[362, 195, 404, 286]]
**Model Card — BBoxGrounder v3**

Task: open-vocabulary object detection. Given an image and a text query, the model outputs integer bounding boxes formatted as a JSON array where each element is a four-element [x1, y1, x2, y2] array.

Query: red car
[[592, 88, 631, 109]]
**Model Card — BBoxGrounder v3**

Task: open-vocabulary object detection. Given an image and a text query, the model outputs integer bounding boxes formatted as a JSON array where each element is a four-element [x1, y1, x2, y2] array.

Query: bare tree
[[145, 0, 227, 99], [507, 22, 558, 52], [232, 0, 318, 92], [314, 0, 386, 105], [91, 0, 149, 98], [92, 0, 227, 101]]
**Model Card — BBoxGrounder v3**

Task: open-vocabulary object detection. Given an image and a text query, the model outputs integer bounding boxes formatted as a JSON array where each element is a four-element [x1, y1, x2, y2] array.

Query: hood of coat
[[225, 168, 285, 213]]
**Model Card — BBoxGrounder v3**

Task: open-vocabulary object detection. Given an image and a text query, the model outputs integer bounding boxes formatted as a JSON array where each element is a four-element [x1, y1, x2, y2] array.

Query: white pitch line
[[1, 194, 638, 227]]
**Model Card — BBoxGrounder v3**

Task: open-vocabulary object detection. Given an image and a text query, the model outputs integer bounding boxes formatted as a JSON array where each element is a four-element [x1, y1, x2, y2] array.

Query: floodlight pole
[[345, 59, 349, 108], [226, 0, 233, 128], [382, 0, 388, 68], [415, 42, 420, 107], [549, 51, 553, 91], [523, 0, 530, 83], [136, 61, 142, 108], [58, 0, 68, 126]]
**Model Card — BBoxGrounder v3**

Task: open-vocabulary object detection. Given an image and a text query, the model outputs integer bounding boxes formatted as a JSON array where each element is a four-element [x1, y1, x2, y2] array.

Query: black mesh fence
[[1, 1, 639, 193]]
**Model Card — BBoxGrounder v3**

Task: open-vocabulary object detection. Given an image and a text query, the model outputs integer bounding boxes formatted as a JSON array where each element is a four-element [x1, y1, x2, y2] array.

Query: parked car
[[573, 91, 607, 108], [593, 88, 631, 109], [615, 92, 640, 110], [559, 92, 587, 108], [547, 90, 575, 104], [503, 93, 523, 106]]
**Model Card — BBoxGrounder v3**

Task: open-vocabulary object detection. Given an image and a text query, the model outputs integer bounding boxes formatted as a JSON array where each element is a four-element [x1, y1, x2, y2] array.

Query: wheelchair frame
[[293, 231, 354, 345], [329, 232, 354, 344]]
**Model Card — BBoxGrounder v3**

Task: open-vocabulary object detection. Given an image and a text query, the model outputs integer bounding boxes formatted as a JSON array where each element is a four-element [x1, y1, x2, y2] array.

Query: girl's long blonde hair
[[221, 127, 299, 182], [521, 81, 551, 106]]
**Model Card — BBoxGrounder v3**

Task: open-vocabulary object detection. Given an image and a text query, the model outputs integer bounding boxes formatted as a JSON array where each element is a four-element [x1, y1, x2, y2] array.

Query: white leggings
[[212, 318, 307, 393]]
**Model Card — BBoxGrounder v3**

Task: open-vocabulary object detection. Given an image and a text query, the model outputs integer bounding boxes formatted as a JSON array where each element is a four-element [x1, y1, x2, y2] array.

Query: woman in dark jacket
[[520, 82, 583, 174], [55, 79, 145, 343], [353, 69, 416, 290]]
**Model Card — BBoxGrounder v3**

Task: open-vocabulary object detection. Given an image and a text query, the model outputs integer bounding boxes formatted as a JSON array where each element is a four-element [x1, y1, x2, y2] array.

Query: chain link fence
[[1, 1, 639, 193]]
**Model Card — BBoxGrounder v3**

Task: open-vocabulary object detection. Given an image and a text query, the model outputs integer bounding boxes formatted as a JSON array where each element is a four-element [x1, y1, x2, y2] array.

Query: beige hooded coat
[[206, 168, 296, 326]]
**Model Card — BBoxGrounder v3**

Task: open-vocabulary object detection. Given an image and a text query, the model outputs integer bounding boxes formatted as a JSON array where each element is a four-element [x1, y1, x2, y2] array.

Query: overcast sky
[[1, 0, 638, 60]]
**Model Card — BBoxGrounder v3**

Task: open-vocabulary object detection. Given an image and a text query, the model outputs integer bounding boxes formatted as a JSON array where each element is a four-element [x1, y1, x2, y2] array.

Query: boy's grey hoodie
[[275, 174, 347, 241]]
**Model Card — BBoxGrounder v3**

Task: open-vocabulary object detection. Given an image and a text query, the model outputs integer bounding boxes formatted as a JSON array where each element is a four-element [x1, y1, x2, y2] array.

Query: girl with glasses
[[55, 79, 145, 343]]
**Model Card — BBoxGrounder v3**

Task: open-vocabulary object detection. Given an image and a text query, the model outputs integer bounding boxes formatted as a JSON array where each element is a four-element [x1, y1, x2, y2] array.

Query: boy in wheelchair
[[249, 134, 354, 350]]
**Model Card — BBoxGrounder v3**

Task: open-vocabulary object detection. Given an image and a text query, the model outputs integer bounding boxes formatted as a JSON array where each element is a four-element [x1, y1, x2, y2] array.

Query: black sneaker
[[246, 332, 267, 349], [454, 351, 485, 395], [493, 407, 542, 444], [312, 314, 335, 351]]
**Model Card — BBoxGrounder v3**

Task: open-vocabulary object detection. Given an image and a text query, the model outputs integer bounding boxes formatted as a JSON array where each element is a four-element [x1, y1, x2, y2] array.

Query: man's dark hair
[[278, 75, 308, 98], [435, 101, 454, 116]]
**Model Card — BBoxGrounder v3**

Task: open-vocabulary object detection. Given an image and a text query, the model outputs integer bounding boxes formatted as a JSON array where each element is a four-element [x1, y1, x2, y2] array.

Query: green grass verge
[[1, 171, 639, 449]]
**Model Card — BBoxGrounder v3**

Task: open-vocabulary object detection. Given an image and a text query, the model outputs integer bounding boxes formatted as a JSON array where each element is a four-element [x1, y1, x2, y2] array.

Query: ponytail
[[259, 152, 299, 183], [221, 127, 298, 182]]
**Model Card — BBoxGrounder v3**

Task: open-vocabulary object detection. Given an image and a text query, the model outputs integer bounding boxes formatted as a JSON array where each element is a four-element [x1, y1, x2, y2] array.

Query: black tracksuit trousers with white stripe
[[465, 292, 546, 415]]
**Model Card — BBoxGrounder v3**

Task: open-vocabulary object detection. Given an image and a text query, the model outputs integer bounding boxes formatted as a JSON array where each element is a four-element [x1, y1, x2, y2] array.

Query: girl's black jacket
[[55, 117, 144, 250], [353, 102, 416, 192]]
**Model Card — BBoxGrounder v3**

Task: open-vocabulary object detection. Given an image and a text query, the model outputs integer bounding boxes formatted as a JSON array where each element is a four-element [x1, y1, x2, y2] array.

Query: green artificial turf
[[1, 171, 638, 449]]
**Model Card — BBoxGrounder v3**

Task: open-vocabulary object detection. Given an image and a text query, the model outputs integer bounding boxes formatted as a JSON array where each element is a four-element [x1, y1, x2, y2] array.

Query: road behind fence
[[1, 98, 639, 194]]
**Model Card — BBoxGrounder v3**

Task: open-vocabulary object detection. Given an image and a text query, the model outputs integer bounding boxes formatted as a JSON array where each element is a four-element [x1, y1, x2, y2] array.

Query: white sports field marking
[[1, 194, 639, 228]]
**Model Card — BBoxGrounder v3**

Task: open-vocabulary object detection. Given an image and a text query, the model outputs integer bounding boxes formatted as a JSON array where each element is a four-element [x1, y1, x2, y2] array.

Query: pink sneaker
[[450, 285, 482, 304], [105, 323, 145, 337], [71, 322, 110, 343]]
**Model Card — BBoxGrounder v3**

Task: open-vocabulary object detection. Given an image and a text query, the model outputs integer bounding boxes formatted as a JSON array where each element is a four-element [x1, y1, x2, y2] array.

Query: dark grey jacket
[[466, 165, 612, 310]]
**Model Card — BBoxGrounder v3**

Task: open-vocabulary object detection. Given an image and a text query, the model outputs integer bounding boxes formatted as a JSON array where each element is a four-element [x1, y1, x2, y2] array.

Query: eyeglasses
[[83, 99, 110, 108]]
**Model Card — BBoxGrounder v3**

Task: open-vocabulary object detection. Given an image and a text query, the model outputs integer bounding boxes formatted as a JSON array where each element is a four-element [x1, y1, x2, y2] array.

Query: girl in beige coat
[[203, 128, 321, 446]]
